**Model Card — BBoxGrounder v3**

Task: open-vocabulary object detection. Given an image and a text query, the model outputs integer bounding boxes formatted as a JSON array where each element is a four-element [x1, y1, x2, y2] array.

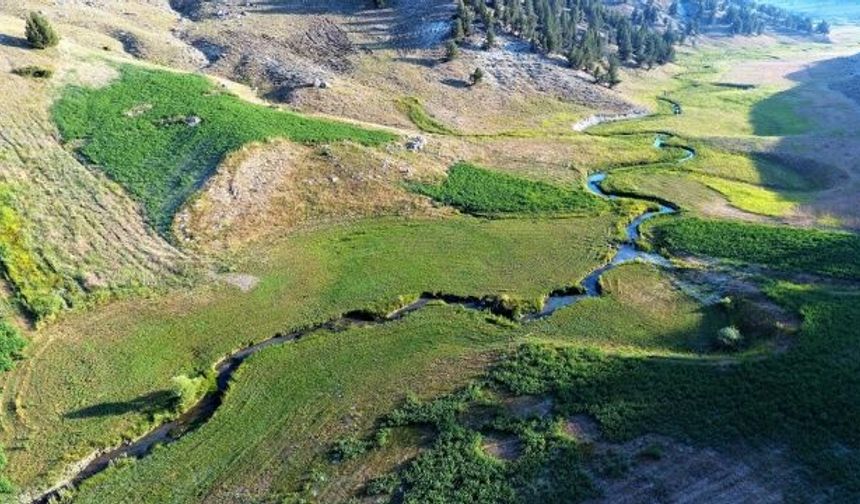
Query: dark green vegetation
[[410, 163, 607, 216], [0, 321, 25, 373], [376, 386, 596, 504], [24, 11, 59, 49], [52, 67, 396, 233], [454, 0, 678, 86], [343, 282, 860, 503], [648, 217, 860, 280]]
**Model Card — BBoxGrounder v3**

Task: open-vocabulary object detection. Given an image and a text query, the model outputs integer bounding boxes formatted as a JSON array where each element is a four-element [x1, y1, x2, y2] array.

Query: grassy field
[[410, 163, 608, 217], [646, 216, 860, 279], [64, 263, 735, 503], [531, 263, 731, 354], [1, 214, 621, 490], [52, 66, 397, 233]]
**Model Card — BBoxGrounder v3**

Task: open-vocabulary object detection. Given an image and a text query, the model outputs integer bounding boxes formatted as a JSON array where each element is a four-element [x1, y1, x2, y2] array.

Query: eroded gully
[[33, 131, 694, 504]]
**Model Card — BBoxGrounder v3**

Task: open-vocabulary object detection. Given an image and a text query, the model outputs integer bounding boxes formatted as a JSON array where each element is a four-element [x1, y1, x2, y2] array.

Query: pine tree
[[445, 40, 459, 61], [470, 67, 485, 86], [607, 54, 621, 87], [25, 12, 59, 49]]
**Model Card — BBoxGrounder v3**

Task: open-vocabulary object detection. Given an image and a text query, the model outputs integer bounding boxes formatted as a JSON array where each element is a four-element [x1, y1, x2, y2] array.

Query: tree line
[[684, 0, 830, 36], [449, 0, 682, 88]]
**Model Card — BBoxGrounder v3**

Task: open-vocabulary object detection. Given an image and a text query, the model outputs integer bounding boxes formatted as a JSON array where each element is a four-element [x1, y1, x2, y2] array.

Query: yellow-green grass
[[696, 175, 808, 217], [607, 44, 828, 138], [0, 185, 67, 322], [67, 264, 727, 503], [2, 214, 621, 489]]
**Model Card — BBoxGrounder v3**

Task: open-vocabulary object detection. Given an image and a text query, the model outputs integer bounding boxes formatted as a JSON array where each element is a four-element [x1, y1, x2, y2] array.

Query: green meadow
[[52, 67, 396, 233]]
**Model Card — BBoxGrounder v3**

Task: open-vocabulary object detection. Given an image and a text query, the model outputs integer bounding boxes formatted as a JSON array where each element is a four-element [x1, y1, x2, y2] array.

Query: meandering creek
[[33, 130, 695, 504]]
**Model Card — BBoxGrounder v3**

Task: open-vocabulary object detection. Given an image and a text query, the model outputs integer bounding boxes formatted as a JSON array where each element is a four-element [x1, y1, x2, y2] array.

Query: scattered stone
[[123, 103, 152, 118], [405, 136, 426, 151]]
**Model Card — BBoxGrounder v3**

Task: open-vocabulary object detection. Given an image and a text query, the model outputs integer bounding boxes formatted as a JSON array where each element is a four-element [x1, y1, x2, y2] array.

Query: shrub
[[715, 326, 744, 350], [170, 374, 210, 412], [329, 435, 370, 462], [12, 65, 53, 79], [0, 321, 26, 372], [25, 12, 59, 49]]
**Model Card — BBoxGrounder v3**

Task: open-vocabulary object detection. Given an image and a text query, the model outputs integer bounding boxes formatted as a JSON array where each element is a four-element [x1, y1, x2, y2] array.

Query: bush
[[25, 12, 59, 49], [329, 435, 370, 462], [170, 374, 210, 412], [0, 321, 26, 372], [12, 65, 53, 79], [715, 326, 744, 350]]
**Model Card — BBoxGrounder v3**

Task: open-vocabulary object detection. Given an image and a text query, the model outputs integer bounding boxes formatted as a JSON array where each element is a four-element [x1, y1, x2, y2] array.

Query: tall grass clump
[[52, 66, 396, 234], [410, 163, 607, 216]]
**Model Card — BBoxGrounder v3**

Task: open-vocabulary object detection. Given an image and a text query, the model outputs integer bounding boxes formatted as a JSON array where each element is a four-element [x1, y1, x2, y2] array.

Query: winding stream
[[33, 131, 694, 504]]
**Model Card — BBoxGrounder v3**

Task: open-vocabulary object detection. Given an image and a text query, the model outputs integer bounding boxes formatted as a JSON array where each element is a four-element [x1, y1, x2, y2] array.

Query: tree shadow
[[749, 51, 860, 227], [441, 78, 469, 89], [396, 56, 438, 68], [65, 390, 174, 419], [0, 34, 29, 49]]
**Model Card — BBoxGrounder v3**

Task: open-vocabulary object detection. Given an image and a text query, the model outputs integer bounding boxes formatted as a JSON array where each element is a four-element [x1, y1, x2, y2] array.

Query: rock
[[405, 136, 426, 151], [185, 115, 202, 127]]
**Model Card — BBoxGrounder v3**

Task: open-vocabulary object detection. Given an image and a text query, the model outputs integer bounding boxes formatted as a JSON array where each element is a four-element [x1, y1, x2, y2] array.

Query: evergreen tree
[[470, 67, 485, 86], [25, 11, 59, 49], [606, 54, 621, 87], [445, 40, 459, 61]]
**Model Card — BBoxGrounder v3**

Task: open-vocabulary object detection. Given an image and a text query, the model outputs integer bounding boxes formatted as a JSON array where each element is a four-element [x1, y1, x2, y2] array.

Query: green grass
[[2, 215, 619, 489], [52, 66, 396, 233], [646, 216, 860, 279], [397, 96, 459, 135], [531, 263, 731, 354], [410, 163, 608, 217], [70, 305, 512, 503], [64, 263, 727, 503]]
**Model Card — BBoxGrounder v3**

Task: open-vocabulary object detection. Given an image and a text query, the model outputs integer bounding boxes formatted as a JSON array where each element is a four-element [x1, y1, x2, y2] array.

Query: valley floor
[[0, 4, 858, 504]]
